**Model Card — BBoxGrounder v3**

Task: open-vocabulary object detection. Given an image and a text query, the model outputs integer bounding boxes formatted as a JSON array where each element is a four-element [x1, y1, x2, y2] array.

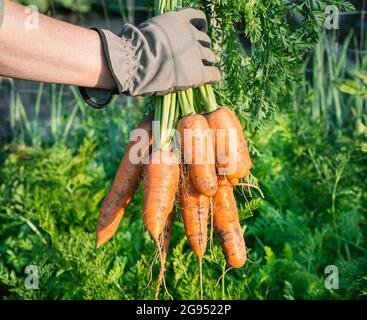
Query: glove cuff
[[78, 27, 138, 108], [96, 28, 138, 93], [79, 87, 114, 109]]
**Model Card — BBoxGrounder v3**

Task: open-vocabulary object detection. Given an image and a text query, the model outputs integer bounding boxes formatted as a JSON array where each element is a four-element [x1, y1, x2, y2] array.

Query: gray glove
[[79, 8, 221, 109]]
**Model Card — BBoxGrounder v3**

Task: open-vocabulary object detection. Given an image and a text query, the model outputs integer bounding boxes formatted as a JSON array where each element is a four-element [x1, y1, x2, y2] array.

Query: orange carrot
[[177, 114, 217, 196], [143, 149, 180, 242], [179, 171, 209, 299], [179, 171, 209, 258], [96, 115, 152, 248], [206, 107, 252, 180], [213, 178, 247, 268]]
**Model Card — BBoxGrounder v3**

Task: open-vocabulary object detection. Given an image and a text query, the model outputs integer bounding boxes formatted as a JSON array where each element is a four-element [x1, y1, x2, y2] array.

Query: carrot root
[[155, 209, 174, 300], [179, 172, 209, 258], [206, 107, 252, 180], [178, 114, 217, 197], [96, 115, 152, 248], [143, 149, 179, 242], [213, 178, 247, 268]]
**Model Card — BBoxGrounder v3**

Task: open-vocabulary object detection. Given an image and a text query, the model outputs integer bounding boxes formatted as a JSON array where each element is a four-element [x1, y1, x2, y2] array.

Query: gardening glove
[[79, 8, 221, 109]]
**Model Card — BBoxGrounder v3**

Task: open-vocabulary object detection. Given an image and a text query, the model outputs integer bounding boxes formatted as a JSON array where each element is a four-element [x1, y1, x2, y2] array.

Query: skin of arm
[[0, 0, 115, 90]]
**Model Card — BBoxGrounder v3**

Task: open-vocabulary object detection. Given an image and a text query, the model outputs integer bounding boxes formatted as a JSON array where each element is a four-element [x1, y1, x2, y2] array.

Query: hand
[[80, 8, 221, 108]]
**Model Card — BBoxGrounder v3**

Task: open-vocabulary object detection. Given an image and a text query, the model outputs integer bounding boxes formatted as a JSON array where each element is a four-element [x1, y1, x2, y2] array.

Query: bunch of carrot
[[95, 1, 253, 299]]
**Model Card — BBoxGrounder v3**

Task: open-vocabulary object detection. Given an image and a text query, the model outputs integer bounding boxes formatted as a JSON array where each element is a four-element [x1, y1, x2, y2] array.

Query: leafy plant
[[184, 0, 355, 135]]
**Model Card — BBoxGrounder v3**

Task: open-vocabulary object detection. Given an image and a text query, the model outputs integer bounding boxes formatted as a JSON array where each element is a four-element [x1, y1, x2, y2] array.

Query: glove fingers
[[199, 45, 216, 65], [189, 24, 211, 48], [202, 66, 222, 84], [178, 8, 208, 32]]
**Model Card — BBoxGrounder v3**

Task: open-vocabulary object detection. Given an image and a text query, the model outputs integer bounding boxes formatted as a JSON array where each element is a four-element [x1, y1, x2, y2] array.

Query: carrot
[[213, 178, 247, 268], [96, 115, 152, 248], [179, 171, 209, 299], [143, 149, 180, 242], [177, 114, 217, 196], [179, 171, 209, 258], [155, 208, 174, 300], [206, 107, 252, 180]]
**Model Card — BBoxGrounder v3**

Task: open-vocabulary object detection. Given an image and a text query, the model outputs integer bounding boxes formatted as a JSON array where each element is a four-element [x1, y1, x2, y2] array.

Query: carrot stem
[[168, 92, 177, 132], [205, 85, 218, 111], [186, 88, 194, 108], [153, 97, 162, 150], [178, 90, 196, 116], [198, 85, 218, 113], [159, 93, 178, 151]]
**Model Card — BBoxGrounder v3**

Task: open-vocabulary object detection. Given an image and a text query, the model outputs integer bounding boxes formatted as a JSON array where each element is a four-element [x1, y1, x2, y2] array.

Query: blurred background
[[0, 0, 366, 300]]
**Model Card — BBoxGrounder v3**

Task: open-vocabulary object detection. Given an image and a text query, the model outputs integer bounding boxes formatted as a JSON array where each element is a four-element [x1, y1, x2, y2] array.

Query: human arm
[[0, 0, 115, 89], [0, 1, 221, 108]]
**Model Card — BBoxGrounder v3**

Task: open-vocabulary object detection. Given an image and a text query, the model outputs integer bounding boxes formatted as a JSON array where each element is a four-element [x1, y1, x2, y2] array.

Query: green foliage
[[183, 0, 354, 134], [250, 108, 366, 299], [1, 86, 365, 299], [339, 70, 367, 104]]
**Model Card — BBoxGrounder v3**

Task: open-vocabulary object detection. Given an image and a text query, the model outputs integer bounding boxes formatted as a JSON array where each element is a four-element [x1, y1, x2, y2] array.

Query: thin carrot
[[143, 149, 180, 242], [213, 178, 247, 268], [96, 115, 152, 248], [179, 170, 209, 299], [179, 170, 209, 258]]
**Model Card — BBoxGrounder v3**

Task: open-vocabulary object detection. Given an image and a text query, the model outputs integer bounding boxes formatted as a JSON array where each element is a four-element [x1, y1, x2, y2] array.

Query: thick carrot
[[206, 107, 252, 180], [96, 115, 152, 248], [179, 171, 209, 258], [177, 114, 217, 196], [143, 149, 180, 242], [155, 208, 174, 300], [213, 178, 247, 268]]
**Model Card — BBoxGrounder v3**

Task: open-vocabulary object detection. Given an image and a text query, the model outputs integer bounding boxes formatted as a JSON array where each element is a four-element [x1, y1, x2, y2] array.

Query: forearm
[[0, 0, 115, 89]]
